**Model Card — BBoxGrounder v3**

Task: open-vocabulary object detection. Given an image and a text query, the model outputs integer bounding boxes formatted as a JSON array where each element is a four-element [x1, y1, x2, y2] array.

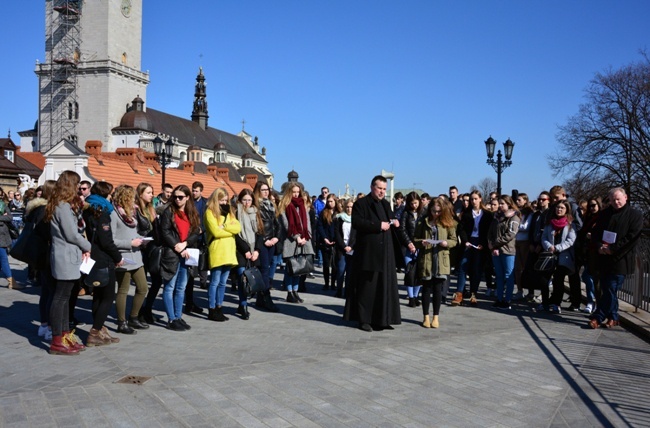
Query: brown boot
[[469, 293, 478, 306], [451, 292, 463, 306], [431, 315, 440, 328], [100, 326, 120, 343], [422, 315, 431, 328], [49, 335, 79, 355], [86, 328, 111, 347], [7, 277, 24, 290]]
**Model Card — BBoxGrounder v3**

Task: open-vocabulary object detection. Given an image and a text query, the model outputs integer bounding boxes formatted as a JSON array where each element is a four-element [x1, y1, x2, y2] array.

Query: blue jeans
[[336, 253, 354, 295], [493, 253, 515, 302], [592, 273, 624, 322], [0, 248, 11, 279], [286, 274, 300, 292], [209, 266, 231, 308], [456, 238, 484, 294], [163, 259, 188, 321], [581, 266, 596, 305]]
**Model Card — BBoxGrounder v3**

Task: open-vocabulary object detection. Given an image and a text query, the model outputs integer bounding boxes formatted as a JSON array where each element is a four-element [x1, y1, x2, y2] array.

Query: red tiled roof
[[16, 152, 46, 170], [86, 150, 253, 197]]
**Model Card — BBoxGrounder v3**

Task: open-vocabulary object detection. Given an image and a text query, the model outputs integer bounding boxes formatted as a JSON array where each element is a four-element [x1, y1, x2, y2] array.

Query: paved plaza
[[1, 257, 649, 428]]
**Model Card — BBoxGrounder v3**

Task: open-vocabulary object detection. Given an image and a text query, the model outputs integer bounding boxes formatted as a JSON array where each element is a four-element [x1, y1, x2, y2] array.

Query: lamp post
[[153, 135, 175, 191], [484, 136, 515, 196]]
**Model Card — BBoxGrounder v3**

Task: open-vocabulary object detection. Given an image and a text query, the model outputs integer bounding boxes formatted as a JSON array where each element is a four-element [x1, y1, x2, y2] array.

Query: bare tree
[[550, 54, 650, 211], [471, 177, 497, 198]]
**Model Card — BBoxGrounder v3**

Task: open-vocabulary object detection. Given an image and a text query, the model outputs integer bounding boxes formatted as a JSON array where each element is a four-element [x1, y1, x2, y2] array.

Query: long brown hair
[[44, 170, 81, 222], [238, 188, 264, 233], [170, 184, 200, 232], [112, 185, 136, 219], [321, 194, 340, 225], [429, 197, 455, 229], [135, 182, 156, 221]]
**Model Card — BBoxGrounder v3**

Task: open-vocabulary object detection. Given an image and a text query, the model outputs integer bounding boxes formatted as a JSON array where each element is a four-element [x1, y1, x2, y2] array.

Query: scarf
[[336, 212, 351, 223], [260, 198, 275, 215], [114, 203, 137, 228], [237, 203, 258, 249], [550, 216, 568, 232], [286, 197, 310, 240], [85, 194, 113, 215]]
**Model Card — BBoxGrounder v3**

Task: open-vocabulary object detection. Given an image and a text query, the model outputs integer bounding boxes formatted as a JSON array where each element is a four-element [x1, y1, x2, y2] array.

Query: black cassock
[[343, 195, 401, 327]]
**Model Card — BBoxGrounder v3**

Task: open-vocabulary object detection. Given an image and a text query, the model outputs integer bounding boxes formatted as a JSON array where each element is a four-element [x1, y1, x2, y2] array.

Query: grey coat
[[542, 224, 576, 272], [50, 202, 92, 280], [110, 209, 143, 270], [279, 211, 315, 259]]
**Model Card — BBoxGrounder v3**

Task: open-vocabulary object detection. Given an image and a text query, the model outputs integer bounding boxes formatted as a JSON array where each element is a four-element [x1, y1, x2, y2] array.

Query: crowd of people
[[1, 171, 644, 354]]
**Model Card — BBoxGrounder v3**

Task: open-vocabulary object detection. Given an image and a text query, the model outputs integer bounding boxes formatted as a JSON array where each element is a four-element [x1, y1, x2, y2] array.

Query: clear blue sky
[[1, 1, 649, 199]]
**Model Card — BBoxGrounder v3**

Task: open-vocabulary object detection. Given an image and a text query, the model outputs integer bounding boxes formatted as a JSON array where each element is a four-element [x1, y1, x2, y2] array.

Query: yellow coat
[[204, 210, 241, 269]]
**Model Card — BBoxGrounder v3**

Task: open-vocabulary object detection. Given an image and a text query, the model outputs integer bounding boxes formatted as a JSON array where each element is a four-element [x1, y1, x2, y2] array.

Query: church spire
[[191, 67, 209, 130]]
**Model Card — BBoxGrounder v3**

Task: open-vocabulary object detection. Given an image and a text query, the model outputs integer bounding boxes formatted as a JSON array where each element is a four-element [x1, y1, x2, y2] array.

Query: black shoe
[[117, 321, 137, 335], [286, 292, 295, 303], [334, 291, 342, 298], [211, 307, 228, 322], [167, 319, 186, 331], [190, 304, 204, 314], [407, 298, 415, 307], [200, 282, 208, 290], [492, 300, 502, 309], [178, 318, 192, 330], [263, 293, 280, 312], [567, 304, 580, 312], [415, 298, 421, 307], [237, 305, 250, 320], [139, 307, 155, 325], [293, 291, 304, 303], [128, 317, 149, 330], [359, 323, 372, 332], [499, 301, 511, 310]]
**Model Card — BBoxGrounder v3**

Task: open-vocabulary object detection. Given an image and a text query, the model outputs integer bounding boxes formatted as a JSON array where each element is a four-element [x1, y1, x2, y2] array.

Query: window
[[5, 150, 14, 163]]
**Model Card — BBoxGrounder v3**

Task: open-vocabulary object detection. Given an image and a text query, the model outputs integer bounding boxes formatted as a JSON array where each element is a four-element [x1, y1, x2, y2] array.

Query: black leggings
[[50, 280, 75, 336], [91, 269, 116, 331], [143, 272, 163, 311], [38, 269, 56, 324], [322, 246, 337, 288], [422, 278, 446, 316]]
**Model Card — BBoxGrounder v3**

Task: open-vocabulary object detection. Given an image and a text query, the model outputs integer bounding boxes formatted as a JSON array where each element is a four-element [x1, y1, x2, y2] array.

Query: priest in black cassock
[[344, 175, 402, 332]]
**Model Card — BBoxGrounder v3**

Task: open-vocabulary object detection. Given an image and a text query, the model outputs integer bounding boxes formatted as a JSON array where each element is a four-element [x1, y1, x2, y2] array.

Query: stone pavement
[[1, 258, 650, 428]]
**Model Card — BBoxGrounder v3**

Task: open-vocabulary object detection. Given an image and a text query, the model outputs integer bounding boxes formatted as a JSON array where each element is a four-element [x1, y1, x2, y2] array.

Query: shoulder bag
[[242, 260, 266, 298], [285, 246, 314, 277], [534, 251, 557, 273], [83, 222, 111, 288]]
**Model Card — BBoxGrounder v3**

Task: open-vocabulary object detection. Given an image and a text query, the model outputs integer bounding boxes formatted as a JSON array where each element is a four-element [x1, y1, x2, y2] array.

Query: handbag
[[242, 261, 266, 298], [82, 222, 111, 288], [285, 246, 314, 276], [146, 245, 163, 276], [534, 251, 557, 273], [9, 222, 34, 262]]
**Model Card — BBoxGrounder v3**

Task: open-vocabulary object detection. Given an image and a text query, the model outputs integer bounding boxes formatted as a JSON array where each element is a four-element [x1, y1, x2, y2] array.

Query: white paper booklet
[[80, 257, 96, 274], [185, 248, 200, 266]]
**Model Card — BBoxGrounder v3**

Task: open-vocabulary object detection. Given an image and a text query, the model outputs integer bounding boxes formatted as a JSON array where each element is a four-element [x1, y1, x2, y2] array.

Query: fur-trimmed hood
[[25, 197, 47, 216]]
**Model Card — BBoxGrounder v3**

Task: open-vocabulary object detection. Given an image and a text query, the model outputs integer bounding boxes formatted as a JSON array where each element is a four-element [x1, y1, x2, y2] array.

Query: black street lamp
[[153, 135, 175, 190], [485, 136, 515, 196]]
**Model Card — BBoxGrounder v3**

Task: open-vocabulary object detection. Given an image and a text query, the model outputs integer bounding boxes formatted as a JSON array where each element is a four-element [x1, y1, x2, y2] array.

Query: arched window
[[180, 151, 187, 162], [68, 102, 73, 119], [121, 52, 127, 65], [74, 102, 79, 119]]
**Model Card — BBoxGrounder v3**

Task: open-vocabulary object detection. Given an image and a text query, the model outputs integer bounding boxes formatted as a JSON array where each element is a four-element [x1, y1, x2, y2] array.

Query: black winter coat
[[159, 207, 200, 281], [83, 207, 122, 269], [592, 203, 643, 275]]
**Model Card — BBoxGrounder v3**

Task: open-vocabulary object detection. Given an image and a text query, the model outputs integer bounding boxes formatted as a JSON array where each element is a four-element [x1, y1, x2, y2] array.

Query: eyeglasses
[[174, 195, 186, 200], [241, 199, 253, 203], [538, 198, 549, 201], [260, 188, 269, 192]]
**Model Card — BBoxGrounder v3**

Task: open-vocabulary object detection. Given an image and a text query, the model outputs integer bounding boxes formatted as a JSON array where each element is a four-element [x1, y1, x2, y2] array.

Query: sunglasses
[[174, 195, 186, 200]]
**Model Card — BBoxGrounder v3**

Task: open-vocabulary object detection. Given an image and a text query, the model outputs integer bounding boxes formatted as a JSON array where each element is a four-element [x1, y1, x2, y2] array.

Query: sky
[[1, 1, 649, 199]]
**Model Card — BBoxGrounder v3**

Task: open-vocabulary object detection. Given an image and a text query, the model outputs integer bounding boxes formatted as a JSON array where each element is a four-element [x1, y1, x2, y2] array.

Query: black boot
[[408, 298, 415, 307], [264, 291, 280, 312], [293, 291, 304, 303], [139, 307, 154, 324], [214, 307, 229, 322], [128, 317, 149, 330], [237, 305, 250, 320], [207, 308, 217, 321]]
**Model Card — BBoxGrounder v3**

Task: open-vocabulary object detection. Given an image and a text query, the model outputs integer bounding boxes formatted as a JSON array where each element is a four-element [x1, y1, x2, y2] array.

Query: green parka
[[413, 217, 457, 280]]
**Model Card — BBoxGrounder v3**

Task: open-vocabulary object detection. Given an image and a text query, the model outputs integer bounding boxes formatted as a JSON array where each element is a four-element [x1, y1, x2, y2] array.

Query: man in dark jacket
[[589, 187, 643, 328], [344, 175, 401, 332]]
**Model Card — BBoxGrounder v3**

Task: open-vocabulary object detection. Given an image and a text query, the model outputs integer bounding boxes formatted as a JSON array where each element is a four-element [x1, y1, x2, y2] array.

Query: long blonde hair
[[206, 187, 234, 220], [277, 183, 306, 215]]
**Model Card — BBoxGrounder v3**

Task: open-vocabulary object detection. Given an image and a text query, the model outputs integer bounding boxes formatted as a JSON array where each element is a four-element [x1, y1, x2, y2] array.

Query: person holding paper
[[204, 188, 241, 321], [45, 171, 92, 355], [159, 185, 201, 331], [413, 198, 457, 328], [83, 181, 125, 345], [589, 188, 643, 329], [111, 185, 146, 334]]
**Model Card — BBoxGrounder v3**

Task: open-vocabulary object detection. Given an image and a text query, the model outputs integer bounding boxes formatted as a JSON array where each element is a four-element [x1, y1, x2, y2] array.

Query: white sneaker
[[38, 325, 49, 337], [583, 304, 594, 314]]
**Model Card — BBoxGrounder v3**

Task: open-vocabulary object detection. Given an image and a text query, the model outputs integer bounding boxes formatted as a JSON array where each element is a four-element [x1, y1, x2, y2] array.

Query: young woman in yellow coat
[[204, 188, 241, 321]]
